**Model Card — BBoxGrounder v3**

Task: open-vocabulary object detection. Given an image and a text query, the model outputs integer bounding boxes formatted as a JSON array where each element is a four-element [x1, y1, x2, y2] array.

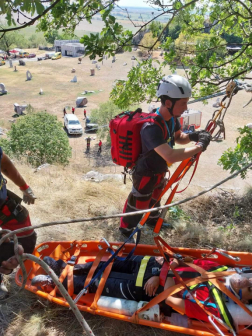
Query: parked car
[[52, 52, 62, 60], [19, 51, 29, 58], [45, 52, 55, 59], [85, 123, 98, 133], [27, 53, 36, 58], [64, 114, 83, 135], [0, 59, 5, 66]]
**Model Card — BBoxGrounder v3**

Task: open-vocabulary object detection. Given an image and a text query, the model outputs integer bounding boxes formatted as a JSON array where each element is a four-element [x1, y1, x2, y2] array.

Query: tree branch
[[0, 0, 61, 33]]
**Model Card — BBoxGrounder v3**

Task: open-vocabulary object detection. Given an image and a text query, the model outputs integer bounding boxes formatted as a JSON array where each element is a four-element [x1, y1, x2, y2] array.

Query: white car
[[64, 114, 83, 135]]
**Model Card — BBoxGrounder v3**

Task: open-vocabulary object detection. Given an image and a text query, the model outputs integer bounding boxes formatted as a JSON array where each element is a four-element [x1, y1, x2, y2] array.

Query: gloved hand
[[21, 186, 36, 205], [189, 130, 211, 142], [197, 132, 212, 151]]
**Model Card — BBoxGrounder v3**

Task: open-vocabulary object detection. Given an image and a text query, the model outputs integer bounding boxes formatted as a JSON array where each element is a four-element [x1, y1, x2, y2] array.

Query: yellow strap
[[135, 256, 151, 287]]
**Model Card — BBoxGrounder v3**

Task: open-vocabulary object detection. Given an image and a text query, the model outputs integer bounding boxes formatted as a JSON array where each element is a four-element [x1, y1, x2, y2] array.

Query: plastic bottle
[[165, 313, 189, 328]]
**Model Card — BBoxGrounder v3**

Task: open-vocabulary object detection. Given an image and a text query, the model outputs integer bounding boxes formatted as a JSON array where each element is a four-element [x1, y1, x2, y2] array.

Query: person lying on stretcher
[[31, 255, 252, 327]]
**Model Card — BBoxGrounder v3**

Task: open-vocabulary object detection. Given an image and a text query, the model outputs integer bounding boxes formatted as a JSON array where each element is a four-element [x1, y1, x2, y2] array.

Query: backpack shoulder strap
[[146, 113, 168, 139]]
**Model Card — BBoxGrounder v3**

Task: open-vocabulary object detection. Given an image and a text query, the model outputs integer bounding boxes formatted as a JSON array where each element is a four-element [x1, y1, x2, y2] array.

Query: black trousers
[[62, 256, 162, 301]]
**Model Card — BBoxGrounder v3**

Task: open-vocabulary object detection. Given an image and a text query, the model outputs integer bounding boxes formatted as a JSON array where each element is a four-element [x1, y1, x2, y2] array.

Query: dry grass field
[[0, 49, 252, 336]]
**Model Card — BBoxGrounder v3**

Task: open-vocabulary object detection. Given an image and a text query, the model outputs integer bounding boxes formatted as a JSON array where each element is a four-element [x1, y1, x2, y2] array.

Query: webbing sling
[[90, 249, 124, 310], [169, 262, 252, 332], [74, 227, 141, 304], [135, 256, 151, 287], [48, 243, 81, 300], [139, 153, 200, 233], [131, 266, 236, 327]]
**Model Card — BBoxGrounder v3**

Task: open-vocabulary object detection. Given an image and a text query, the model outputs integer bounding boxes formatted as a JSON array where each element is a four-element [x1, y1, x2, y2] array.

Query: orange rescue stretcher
[[16, 239, 252, 336]]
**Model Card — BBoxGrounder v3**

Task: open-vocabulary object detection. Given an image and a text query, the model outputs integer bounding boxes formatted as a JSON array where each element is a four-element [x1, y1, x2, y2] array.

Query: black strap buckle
[[67, 255, 77, 265], [13, 204, 23, 217], [173, 253, 183, 260]]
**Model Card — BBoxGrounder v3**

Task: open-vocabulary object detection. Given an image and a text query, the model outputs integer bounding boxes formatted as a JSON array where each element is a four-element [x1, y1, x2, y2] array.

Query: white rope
[[0, 161, 251, 244]]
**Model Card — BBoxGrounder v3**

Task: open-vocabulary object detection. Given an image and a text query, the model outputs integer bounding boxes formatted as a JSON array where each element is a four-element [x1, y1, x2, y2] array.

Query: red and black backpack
[[109, 109, 168, 169]]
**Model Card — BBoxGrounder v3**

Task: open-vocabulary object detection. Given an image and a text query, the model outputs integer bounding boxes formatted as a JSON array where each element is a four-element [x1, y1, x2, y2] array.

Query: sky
[[118, 0, 150, 8]]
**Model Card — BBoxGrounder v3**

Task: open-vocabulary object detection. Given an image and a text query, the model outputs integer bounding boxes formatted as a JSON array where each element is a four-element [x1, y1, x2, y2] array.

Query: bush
[[90, 101, 122, 143], [0, 112, 72, 167], [218, 126, 252, 179]]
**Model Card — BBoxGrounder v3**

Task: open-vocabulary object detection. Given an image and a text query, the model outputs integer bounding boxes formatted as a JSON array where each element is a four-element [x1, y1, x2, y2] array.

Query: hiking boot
[[0, 282, 9, 300], [118, 228, 136, 244], [43, 257, 66, 276], [31, 274, 54, 287]]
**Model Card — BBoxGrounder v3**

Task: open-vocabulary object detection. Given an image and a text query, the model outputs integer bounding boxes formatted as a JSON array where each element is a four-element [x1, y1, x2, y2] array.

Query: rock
[[131, 56, 136, 60], [0, 83, 7, 95], [246, 123, 252, 129], [123, 62, 127, 66], [19, 60, 25, 66], [71, 68, 76, 73], [71, 75, 77, 82], [82, 171, 123, 183], [34, 163, 50, 172], [90, 68, 95, 76], [39, 88, 44, 95], [88, 90, 95, 93], [92, 60, 97, 64], [26, 70, 32, 81], [81, 90, 88, 95]]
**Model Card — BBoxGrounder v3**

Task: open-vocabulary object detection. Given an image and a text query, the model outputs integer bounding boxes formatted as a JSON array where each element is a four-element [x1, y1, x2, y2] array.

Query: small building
[[54, 40, 85, 57]]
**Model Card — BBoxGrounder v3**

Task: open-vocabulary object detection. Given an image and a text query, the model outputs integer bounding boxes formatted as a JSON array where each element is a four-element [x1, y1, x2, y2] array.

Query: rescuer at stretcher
[[119, 75, 212, 242], [31, 255, 252, 327], [0, 147, 37, 299]]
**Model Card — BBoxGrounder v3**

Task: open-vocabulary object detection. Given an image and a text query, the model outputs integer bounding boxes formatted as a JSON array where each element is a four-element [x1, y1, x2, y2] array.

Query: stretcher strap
[[48, 245, 81, 300], [153, 184, 178, 233], [139, 155, 199, 230], [74, 228, 141, 304], [131, 276, 203, 323], [84, 249, 105, 289], [131, 267, 236, 324], [176, 154, 200, 193], [90, 249, 124, 310], [173, 262, 252, 330]]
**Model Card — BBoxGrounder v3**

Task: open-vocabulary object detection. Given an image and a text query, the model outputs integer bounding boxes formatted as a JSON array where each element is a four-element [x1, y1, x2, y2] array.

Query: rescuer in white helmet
[[119, 75, 211, 242]]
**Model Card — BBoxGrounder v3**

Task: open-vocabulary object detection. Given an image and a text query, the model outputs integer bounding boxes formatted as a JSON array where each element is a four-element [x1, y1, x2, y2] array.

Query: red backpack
[[109, 109, 168, 169]]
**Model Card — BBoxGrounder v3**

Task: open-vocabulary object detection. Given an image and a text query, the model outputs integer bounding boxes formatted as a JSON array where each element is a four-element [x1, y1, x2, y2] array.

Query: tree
[[28, 34, 47, 48], [218, 126, 252, 179], [1, 0, 252, 99], [0, 112, 72, 167], [45, 30, 60, 44], [139, 32, 160, 56], [89, 101, 121, 143], [0, 31, 19, 55]]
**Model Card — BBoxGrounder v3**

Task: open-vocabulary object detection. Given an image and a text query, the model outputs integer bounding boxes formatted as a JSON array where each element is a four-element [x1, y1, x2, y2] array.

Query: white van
[[64, 114, 83, 135]]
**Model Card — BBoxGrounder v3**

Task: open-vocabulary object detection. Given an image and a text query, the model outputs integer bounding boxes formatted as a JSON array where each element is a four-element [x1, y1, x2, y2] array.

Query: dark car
[[27, 53, 36, 58], [85, 119, 98, 133]]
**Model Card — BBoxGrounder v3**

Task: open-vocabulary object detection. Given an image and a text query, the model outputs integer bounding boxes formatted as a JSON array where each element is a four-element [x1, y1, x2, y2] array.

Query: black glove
[[189, 130, 211, 142], [189, 130, 201, 142], [198, 132, 212, 151]]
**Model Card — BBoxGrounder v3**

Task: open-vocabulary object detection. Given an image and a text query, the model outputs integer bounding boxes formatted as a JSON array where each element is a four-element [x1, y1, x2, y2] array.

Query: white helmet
[[157, 75, 192, 99]]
